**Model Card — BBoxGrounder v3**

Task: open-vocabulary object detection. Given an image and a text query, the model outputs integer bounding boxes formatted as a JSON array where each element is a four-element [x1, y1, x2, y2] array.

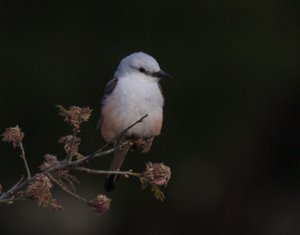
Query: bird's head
[[114, 52, 171, 81]]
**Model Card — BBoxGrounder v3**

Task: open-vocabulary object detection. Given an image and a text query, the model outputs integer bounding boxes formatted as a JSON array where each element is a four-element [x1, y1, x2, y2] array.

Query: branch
[[0, 197, 26, 204], [0, 145, 115, 201], [100, 114, 148, 150], [47, 174, 88, 203], [19, 142, 31, 179], [1, 126, 31, 180], [117, 114, 148, 139], [1, 106, 171, 213], [0, 176, 24, 202], [0, 115, 148, 202], [74, 167, 141, 177]]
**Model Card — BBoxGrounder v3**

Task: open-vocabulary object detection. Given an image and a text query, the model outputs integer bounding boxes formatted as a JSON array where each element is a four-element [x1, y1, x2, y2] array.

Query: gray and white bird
[[97, 52, 171, 192]]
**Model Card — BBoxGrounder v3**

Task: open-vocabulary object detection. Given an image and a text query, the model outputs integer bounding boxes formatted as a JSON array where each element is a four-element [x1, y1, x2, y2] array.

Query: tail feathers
[[105, 143, 131, 192]]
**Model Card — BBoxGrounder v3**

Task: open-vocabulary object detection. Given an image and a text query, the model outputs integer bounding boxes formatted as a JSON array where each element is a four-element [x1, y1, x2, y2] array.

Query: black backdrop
[[1, 0, 300, 234]]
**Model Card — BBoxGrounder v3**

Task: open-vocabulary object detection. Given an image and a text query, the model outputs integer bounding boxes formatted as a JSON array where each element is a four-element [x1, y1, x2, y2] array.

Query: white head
[[114, 52, 171, 81]]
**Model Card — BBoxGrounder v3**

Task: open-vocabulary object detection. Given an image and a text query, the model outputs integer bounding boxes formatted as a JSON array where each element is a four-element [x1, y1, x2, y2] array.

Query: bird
[[97, 52, 171, 192]]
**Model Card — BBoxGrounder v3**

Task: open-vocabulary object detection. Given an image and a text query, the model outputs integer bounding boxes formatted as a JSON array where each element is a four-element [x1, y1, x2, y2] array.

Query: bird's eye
[[139, 67, 146, 73]]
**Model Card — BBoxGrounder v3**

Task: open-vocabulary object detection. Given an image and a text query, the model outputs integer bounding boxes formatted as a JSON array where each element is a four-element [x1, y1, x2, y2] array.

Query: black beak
[[152, 70, 172, 79]]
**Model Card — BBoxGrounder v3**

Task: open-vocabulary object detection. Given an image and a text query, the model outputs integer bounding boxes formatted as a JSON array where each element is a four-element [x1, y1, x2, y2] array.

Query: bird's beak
[[152, 70, 172, 79]]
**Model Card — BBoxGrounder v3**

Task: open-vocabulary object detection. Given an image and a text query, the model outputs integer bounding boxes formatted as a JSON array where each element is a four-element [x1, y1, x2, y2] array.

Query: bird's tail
[[104, 143, 131, 192]]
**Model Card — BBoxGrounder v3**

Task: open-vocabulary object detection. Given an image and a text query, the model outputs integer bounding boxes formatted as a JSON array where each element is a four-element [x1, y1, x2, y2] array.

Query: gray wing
[[96, 78, 118, 130], [158, 82, 163, 94]]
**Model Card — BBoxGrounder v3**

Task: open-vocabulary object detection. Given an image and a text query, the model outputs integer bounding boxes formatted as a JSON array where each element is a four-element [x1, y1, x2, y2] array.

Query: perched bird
[[97, 52, 171, 192]]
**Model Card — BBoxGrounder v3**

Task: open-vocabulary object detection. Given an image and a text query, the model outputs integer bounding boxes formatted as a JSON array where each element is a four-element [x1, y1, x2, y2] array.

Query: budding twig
[[19, 142, 31, 179], [74, 167, 141, 177], [67, 133, 77, 162], [47, 174, 88, 203], [100, 114, 148, 150], [0, 176, 24, 202], [1, 126, 31, 179], [0, 145, 116, 201], [0, 196, 27, 204], [0, 115, 147, 202], [117, 114, 148, 138], [0, 109, 169, 211]]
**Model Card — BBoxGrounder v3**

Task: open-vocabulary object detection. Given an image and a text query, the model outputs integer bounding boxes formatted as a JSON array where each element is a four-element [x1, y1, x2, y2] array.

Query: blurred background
[[0, 0, 300, 234]]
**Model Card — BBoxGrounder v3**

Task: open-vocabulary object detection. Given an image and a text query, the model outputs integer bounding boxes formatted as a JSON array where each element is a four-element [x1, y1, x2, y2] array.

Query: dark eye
[[139, 67, 146, 73]]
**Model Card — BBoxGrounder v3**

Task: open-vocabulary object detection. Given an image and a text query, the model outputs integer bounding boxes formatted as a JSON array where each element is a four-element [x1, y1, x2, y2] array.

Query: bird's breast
[[101, 76, 164, 141]]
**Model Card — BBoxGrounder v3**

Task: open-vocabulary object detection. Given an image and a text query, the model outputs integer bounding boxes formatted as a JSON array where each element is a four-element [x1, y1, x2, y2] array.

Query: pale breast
[[101, 75, 164, 141]]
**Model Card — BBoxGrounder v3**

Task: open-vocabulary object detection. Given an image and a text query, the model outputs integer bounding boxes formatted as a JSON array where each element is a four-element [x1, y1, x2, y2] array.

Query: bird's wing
[[158, 82, 163, 94], [96, 78, 119, 130]]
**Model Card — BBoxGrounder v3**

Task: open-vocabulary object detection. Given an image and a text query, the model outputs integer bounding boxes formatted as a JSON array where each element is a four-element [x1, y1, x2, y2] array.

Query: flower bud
[[140, 162, 171, 188], [2, 125, 24, 148], [88, 194, 111, 215]]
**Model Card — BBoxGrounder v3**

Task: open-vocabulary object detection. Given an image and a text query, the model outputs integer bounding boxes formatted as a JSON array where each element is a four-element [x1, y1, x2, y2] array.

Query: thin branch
[[0, 176, 24, 201], [117, 114, 148, 139], [0, 115, 147, 202], [19, 142, 31, 179], [47, 174, 88, 203], [100, 114, 148, 150], [74, 167, 141, 177], [0, 197, 26, 204], [0, 145, 115, 201], [67, 132, 78, 162]]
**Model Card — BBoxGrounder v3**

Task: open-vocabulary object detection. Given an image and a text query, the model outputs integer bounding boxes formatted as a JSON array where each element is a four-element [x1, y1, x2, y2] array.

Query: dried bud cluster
[[2, 125, 24, 148], [26, 174, 63, 211], [88, 194, 111, 215], [58, 135, 81, 157], [140, 162, 171, 188], [0, 104, 171, 213], [39, 154, 59, 171], [39, 154, 79, 192], [56, 105, 92, 132], [26, 174, 52, 207]]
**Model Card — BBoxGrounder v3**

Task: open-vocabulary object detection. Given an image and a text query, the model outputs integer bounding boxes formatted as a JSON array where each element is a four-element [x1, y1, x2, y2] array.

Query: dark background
[[1, 0, 300, 234]]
